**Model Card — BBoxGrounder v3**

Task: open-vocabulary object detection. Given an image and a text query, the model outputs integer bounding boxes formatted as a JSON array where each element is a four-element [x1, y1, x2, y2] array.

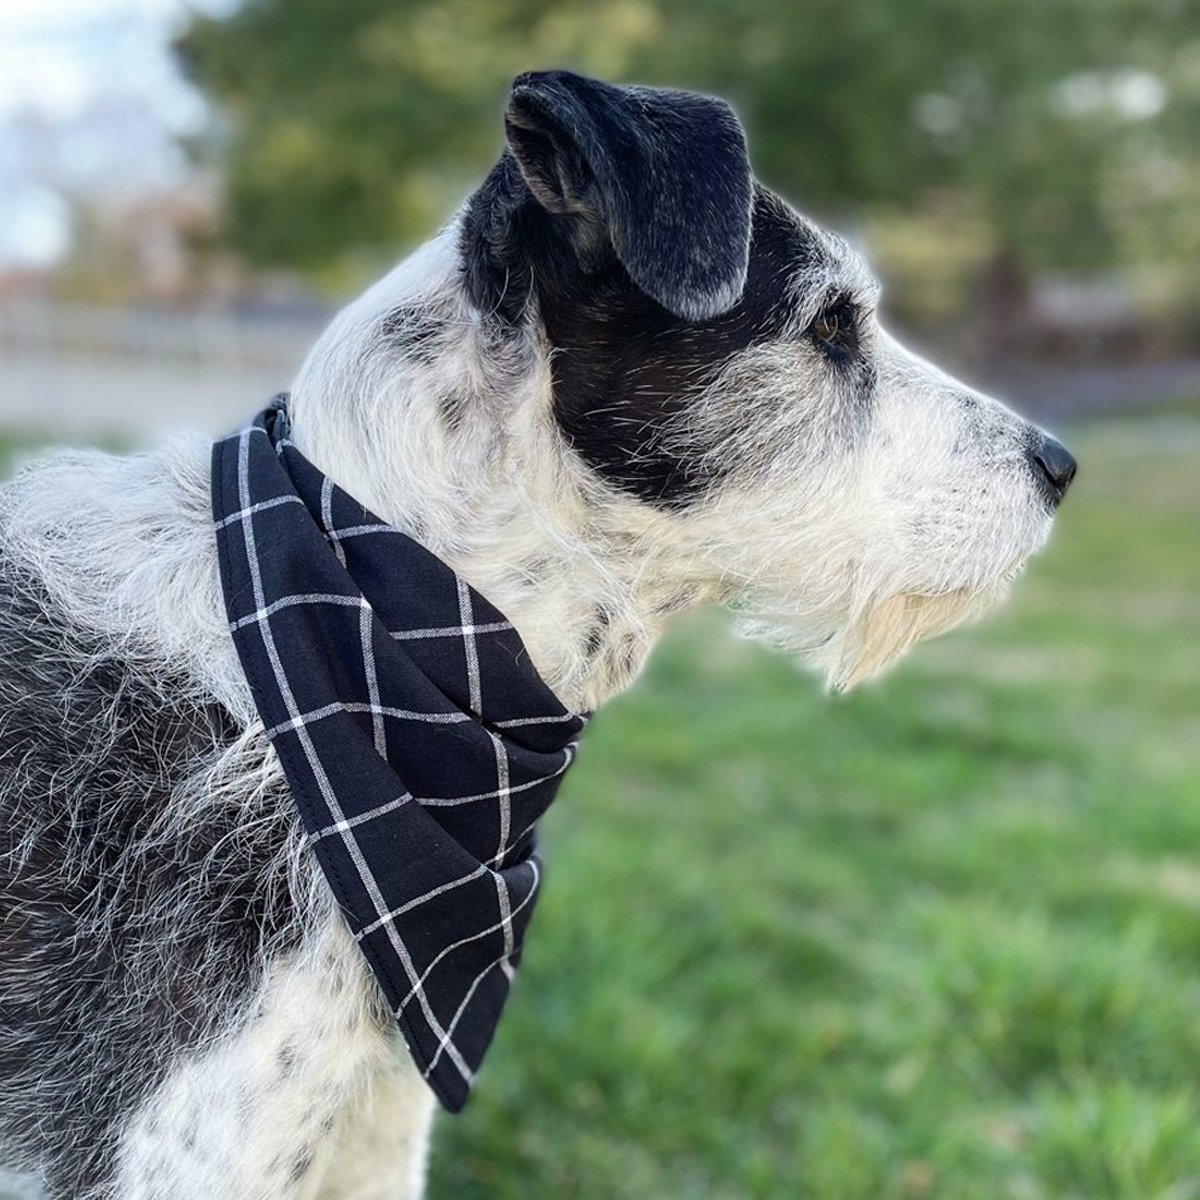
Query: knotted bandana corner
[[211, 397, 587, 1112]]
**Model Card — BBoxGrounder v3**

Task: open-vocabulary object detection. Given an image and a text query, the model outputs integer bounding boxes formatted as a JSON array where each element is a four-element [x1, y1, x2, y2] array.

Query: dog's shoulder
[[0, 439, 312, 1196], [0, 545, 239, 819], [0, 437, 247, 830], [0, 435, 254, 718]]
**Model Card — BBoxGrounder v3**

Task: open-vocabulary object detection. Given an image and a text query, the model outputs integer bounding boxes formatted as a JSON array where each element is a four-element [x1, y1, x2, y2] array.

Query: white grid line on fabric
[[456, 577, 482, 715], [214, 494, 307, 530], [487, 729, 511, 860], [483, 744, 578, 867], [321, 476, 348, 567], [397, 859, 539, 1018], [298, 739, 575, 845], [390, 621, 513, 641], [264, 700, 471, 740], [321, 522, 396, 540], [495, 873, 516, 972], [414, 746, 576, 809], [230, 593, 514, 641], [360, 598, 388, 758], [493, 713, 582, 728], [308, 791, 413, 844], [424, 957, 511, 1077], [265, 699, 569, 741], [234, 428, 476, 1087], [216, 433, 400, 547], [422, 862, 538, 1077], [229, 593, 361, 632], [354, 863, 489, 939]]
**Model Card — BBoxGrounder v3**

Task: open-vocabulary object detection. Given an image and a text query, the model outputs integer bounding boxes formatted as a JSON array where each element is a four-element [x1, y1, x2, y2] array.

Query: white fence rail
[[0, 301, 329, 442], [0, 300, 324, 372]]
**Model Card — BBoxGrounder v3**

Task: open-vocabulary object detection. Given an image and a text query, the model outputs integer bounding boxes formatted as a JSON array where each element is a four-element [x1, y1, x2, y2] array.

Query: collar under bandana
[[211, 397, 587, 1112]]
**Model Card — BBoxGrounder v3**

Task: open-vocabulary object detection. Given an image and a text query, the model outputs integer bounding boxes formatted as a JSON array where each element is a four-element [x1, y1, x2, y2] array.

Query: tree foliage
[[177, 0, 1200, 287]]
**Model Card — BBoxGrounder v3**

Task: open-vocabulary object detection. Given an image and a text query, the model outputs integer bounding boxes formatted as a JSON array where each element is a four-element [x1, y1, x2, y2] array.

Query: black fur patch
[[463, 177, 829, 506], [0, 559, 303, 1199], [378, 306, 444, 362], [540, 188, 827, 506], [460, 152, 556, 327]]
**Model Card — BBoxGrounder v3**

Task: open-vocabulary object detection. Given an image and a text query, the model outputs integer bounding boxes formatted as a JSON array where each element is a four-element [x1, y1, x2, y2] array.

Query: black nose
[[1030, 433, 1077, 504]]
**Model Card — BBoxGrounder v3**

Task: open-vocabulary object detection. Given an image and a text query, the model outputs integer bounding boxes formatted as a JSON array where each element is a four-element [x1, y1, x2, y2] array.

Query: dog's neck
[[288, 232, 719, 712]]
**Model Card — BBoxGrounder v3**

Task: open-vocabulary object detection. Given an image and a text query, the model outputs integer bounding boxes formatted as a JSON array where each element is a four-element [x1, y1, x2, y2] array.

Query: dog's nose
[[1030, 432, 1077, 504]]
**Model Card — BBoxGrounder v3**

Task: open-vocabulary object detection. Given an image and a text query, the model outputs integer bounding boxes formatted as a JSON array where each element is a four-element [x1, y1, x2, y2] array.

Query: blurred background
[[0, 1, 1197, 1197]]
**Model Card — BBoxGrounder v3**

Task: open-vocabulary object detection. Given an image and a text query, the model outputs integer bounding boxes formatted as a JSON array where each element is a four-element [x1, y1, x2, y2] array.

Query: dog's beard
[[824, 585, 1007, 690], [728, 481, 1051, 691], [733, 579, 1011, 692]]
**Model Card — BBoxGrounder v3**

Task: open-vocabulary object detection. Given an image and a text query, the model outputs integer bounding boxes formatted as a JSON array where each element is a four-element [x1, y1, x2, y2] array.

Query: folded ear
[[503, 70, 753, 321]]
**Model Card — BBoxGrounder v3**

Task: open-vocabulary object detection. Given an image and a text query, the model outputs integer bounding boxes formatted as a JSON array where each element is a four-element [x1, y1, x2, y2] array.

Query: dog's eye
[[813, 311, 841, 340], [808, 298, 858, 359]]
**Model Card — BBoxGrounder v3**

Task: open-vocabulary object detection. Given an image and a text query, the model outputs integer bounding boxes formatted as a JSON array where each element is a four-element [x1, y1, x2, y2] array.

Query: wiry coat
[[0, 71, 1072, 1200], [0, 443, 424, 1200]]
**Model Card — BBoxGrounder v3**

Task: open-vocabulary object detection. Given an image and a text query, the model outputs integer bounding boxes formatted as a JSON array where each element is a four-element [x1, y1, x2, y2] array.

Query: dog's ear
[[502, 70, 752, 321]]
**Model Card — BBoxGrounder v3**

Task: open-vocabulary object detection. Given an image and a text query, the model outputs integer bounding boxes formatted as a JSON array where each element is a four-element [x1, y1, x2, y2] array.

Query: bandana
[[211, 398, 587, 1112]]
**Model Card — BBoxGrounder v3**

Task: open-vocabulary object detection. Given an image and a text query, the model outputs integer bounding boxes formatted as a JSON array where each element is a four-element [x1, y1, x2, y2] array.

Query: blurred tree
[[177, 0, 1199, 300]]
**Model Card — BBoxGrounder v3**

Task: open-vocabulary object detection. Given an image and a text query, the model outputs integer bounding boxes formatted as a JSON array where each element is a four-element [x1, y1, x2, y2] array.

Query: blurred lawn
[[430, 416, 1200, 1200]]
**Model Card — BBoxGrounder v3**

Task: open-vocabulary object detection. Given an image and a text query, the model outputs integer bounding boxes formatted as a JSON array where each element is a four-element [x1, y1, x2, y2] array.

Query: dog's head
[[455, 70, 1074, 688], [297, 70, 1074, 696]]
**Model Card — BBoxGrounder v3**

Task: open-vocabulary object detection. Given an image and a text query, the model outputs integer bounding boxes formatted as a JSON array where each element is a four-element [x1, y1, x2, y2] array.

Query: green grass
[[429, 416, 1200, 1200]]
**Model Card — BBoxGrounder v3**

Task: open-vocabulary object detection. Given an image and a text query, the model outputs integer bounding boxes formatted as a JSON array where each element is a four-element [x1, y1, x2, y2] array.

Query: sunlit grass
[[431, 417, 1200, 1200]]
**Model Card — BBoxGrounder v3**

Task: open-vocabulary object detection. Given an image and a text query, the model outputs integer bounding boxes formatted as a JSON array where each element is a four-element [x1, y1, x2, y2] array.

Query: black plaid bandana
[[211, 398, 587, 1112]]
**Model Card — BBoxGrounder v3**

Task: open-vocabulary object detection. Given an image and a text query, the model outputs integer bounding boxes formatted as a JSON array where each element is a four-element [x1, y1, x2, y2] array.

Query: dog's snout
[[1029, 433, 1077, 505]]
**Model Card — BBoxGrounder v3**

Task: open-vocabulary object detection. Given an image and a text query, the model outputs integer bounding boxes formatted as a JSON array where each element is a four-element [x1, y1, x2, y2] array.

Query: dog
[[0, 70, 1074, 1200]]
